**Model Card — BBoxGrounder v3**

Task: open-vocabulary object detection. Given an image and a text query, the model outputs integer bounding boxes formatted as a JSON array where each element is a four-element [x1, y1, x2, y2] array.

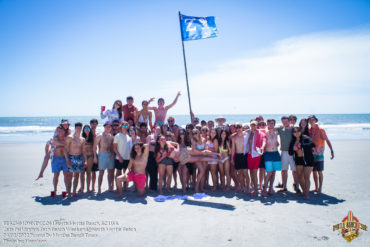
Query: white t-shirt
[[113, 133, 131, 160]]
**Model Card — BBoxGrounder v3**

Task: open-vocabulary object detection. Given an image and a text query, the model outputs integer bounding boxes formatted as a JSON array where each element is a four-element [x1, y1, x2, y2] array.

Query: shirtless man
[[116, 143, 150, 197], [148, 91, 181, 124], [262, 119, 281, 196], [231, 123, 250, 193], [138, 123, 149, 141], [64, 122, 86, 197], [47, 126, 69, 195], [94, 121, 115, 194], [308, 115, 334, 194]]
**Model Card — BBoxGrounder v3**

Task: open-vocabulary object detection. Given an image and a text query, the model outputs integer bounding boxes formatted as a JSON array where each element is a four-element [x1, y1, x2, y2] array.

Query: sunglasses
[[113, 124, 119, 127], [236, 126, 242, 129], [129, 130, 135, 133], [180, 133, 185, 135], [168, 120, 174, 123], [84, 128, 90, 131], [201, 129, 208, 132], [122, 125, 129, 128]]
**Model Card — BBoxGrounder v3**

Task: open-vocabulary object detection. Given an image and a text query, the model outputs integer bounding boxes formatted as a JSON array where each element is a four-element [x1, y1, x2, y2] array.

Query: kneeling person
[[116, 142, 149, 197]]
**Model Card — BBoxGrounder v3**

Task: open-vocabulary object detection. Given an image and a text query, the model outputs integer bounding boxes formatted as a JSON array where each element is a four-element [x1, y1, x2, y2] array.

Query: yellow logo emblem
[[333, 211, 367, 242]]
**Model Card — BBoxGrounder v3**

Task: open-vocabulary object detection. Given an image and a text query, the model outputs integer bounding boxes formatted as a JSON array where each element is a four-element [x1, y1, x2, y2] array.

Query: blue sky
[[0, 0, 369, 116]]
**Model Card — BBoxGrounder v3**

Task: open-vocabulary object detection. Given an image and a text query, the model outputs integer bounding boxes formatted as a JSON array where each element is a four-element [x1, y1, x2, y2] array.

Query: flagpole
[[178, 11, 193, 122]]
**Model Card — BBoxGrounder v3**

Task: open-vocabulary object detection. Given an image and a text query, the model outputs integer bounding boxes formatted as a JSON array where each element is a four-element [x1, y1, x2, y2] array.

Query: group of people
[[36, 92, 334, 200]]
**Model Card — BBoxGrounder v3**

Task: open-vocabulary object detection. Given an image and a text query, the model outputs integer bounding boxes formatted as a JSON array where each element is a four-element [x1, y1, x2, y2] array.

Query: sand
[[0, 140, 369, 246]]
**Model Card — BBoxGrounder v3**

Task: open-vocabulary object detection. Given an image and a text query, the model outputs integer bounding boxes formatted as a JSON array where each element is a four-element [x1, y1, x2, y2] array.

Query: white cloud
[[168, 28, 370, 114]]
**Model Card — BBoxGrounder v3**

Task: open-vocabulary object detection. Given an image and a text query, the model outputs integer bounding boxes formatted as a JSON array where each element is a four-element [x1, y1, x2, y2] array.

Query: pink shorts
[[127, 171, 146, 190], [247, 154, 261, 170]]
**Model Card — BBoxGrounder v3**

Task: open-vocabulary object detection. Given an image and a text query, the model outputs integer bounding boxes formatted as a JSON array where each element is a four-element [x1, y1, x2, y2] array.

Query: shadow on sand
[[33, 190, 148, 206], [33, 187, 345, 208]]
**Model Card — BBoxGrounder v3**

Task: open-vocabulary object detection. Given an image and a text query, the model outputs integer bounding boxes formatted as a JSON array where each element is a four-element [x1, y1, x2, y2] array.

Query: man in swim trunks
[[64, 122, 86, 197], [113, 121, 131, 191], [148, 91, 181, 124], [308, 115, 334, 194], [262, 119, 281, 196], [94, 121, 115, 194], [116, 143, 150, 197], [243, 121, 266, 196], [231, 122, 249, 193], [49, 126, 69, 196], [122, 96, 138, 122], [277, 116, 299, 193]]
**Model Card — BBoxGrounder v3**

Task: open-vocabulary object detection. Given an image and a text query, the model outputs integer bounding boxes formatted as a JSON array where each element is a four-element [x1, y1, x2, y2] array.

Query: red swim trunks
[[247, 154, 261, 170], [127, 171, 146, 190]]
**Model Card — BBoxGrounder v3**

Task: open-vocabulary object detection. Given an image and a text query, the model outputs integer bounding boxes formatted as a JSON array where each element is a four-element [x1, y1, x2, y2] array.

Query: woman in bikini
[[155, 135, 178, 194], [218, 129, 231, 191], [81, 125, 94, 193], [116, 142, 149, 197], [289, 127, 316, 200], [191, 129, 208, 193], [207, 128, 219, 191], [135, 100, 153, 130]]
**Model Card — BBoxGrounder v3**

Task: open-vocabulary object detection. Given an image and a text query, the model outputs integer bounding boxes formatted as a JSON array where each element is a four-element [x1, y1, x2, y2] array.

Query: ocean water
[[0, 114, 369, 143]]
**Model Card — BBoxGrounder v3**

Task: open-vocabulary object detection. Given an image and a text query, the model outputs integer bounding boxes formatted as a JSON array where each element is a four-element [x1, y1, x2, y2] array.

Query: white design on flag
[[184, 18, 212, 39]]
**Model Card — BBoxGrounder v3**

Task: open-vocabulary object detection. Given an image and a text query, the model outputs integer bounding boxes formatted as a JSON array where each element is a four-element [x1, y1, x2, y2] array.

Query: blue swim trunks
[[264, 151, 281, 172], [98, 152, 114, 170], [69, 155, 84, 172], [51, 156, 69, 173]]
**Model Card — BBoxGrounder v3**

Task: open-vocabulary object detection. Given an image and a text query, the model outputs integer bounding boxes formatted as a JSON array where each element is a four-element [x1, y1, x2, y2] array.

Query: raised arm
[[100, 109, 108, 119], [165, 91, 181, 110]]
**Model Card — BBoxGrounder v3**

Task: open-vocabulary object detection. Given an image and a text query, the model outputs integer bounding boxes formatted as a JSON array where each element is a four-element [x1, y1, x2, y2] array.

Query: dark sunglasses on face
[[113, 124, 119, 127], [202, 129, 208, 132]]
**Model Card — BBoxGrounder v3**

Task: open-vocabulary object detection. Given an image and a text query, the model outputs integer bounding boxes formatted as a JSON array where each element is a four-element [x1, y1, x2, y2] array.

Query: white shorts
[[281, 151, 296, 171]]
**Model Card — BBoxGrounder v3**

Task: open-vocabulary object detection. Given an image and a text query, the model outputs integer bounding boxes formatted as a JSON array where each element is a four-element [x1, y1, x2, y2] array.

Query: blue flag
[[180, 14, 218, 41]]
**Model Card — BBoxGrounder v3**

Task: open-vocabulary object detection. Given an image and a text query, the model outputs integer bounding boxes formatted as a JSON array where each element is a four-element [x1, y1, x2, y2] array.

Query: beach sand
[[0, 140, 369, 246]]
